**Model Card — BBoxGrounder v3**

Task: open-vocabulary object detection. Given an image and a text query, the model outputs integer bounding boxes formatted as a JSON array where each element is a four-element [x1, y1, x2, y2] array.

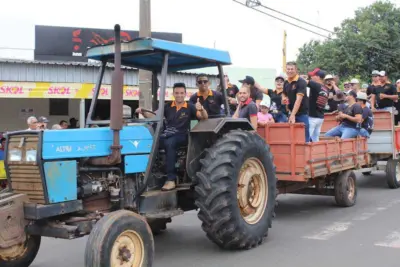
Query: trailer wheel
[[195, 130, 277, 250], [334, 170, 357, 207], [85, 210, 154, 267], [0, 235, 41, 267], [385, 159, 400, 189]]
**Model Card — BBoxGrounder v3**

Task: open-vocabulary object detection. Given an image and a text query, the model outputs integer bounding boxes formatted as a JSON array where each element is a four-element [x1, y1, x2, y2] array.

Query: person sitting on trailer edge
[[356, 92, 374, 138], [189, 73, 224, 117], [325, 90, 363, 139], [136, 82, 208, 191], [233, 84, 258, 130], [283, 61, 310, 142]]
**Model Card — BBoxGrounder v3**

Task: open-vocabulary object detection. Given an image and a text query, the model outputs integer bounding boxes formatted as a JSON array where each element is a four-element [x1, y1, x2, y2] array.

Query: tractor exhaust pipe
[[89, 24, 123, 166]]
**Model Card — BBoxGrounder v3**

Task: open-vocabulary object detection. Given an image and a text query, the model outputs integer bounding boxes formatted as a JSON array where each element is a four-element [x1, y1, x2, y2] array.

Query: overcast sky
[[0, 0, 397, 73]]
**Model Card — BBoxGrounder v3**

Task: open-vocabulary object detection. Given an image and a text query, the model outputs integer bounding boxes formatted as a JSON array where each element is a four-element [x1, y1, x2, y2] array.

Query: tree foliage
[[296, 1, 400, 83]]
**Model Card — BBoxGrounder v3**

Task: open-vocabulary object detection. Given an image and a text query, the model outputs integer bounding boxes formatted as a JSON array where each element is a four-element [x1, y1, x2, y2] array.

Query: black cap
[[345, 90, 357, 99], [38, 116, 49, 123], [239, 76, 255, 85]]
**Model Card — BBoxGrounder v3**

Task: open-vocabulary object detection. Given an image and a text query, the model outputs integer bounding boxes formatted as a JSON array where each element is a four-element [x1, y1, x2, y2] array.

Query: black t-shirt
[[308, 80, 326, 119], [341, 103, 363, 128], [238, 98, 258, 121], [267, 89, 287, 114], [163, 102, 197, 135], [283, 75, 308, 115], [361, 106, 373, 130], [226, 84, 239, 112], [250, 87, 264, 103], [367, 84, 380, 96], [395, 91, 400, 111], [189, 90, 224, 117], [326, 87, 338, 112], [374, 83, 396, 109]]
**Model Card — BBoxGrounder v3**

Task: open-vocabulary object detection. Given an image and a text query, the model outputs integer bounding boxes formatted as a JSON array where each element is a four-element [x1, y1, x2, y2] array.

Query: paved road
[[31, 171, 400, 267]]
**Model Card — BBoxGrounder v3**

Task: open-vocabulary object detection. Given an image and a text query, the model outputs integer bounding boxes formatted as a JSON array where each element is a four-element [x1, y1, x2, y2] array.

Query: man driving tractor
[[136, 82, 208, 191]]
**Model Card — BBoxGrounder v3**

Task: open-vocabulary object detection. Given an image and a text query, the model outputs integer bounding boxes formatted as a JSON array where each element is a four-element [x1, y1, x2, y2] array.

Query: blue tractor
[[0, 25, 277, 267]]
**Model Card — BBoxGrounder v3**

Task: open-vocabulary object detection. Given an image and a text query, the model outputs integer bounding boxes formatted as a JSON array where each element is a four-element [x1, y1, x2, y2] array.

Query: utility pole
[[139, 0, 152, 110], [282, 30, 287, 73]]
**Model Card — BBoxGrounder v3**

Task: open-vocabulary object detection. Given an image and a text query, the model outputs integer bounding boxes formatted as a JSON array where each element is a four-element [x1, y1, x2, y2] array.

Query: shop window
[[49, 99, 69, 116]]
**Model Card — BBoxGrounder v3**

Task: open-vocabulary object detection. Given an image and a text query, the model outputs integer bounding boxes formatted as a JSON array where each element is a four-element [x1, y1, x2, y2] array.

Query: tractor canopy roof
[[86, 38, 232, 72]]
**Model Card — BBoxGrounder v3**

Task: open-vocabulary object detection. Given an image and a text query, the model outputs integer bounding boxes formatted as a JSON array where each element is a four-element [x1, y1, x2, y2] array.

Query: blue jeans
[[295, 114, 310, 142], [325, 125, 360, 139], [273, 112, 288, 123], [359, 128, 370, 138], [159, 133, 188, 181]]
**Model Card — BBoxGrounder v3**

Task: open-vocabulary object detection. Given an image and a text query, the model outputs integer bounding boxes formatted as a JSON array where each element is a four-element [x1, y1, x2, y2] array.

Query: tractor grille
[[7, 134, 46, 204]]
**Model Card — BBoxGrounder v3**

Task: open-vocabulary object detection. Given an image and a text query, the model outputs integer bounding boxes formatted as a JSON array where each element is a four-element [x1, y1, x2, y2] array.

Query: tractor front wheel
[[84, 210, 154, 267], [195, 130, 277, 250], [0, 235, 41, 267]]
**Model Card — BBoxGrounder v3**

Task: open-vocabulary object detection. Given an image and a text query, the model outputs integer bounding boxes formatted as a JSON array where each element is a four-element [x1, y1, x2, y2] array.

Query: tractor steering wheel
[[140, 108, 157, 116]]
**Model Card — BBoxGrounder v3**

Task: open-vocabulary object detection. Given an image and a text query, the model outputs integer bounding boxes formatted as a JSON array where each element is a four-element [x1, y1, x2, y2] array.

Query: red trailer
[[258, 123, 369, 207], [321, 110, 400, 189]]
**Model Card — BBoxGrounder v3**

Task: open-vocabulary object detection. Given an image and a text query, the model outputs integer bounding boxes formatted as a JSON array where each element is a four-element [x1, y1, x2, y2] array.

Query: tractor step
[[139, 189, 178, 214], [143, 209, 184, 219]]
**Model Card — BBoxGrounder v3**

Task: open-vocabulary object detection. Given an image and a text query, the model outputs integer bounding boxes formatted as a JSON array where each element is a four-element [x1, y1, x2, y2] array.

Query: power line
[[232, 0, 331, 39], [233, 0, 400, 60], [257, 2, 334, 34]]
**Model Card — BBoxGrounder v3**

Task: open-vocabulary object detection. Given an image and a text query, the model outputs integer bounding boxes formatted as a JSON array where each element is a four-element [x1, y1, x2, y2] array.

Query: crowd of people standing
[[221, 62, 400, 143]]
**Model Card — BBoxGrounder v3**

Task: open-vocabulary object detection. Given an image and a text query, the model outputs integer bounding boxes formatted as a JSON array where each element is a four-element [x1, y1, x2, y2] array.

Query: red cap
[[308, 68, 321, 76]]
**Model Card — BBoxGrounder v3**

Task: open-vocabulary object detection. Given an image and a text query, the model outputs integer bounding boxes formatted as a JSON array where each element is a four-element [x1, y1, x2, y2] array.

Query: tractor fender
[[186, 117, 253, 180]]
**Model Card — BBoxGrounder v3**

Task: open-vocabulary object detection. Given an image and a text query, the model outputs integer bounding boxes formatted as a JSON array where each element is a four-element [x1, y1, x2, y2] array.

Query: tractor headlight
[[25, 149, 37, 162], [8, 149, 22, 161]]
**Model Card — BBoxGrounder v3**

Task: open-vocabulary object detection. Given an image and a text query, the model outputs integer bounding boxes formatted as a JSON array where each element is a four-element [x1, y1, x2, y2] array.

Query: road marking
[[375, 231, 400, 249], [352, 212, 376, 221], [303, 222, 352, 240]]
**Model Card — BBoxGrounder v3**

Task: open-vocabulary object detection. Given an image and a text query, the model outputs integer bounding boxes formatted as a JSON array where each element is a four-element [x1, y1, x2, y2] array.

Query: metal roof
[[86, 38, 232, 72]]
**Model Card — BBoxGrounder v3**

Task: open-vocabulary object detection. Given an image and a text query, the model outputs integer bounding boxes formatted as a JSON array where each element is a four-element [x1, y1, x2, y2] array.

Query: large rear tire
[[386, 159, 400, 189], [195, 130, 277, 250], [84, 210, 154, 267], [0, 235, 41, 267]]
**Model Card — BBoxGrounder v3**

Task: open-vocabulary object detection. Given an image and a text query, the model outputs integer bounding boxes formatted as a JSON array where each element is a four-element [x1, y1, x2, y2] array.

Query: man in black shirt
[[367, 70, 381, 102], [283, 62, 310, 142], [324, 74, 340, 112], [325, 90, 363, 139], [371, 70, 397, 111], [218, 75, 239, 113], [136, 82, 208, 191], [190, 73, 224, 118], [307, 69, 328, 142], [238, 76, 264, 108], [356, 92, 373, 138], [264, 74, 288, 123], [233, 85, 258, 130]]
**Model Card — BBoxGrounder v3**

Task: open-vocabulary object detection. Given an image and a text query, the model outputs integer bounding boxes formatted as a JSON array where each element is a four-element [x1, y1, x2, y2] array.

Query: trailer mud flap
[[0, 193, 29, 253]]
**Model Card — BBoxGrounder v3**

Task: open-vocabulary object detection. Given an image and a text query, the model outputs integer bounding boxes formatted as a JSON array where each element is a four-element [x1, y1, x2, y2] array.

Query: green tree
[[296, 1, 400, 83]]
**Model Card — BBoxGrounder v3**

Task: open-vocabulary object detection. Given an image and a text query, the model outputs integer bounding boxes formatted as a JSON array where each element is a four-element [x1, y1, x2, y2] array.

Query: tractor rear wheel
[[84, 210, 154, 267], [195, 130, 276, 250]]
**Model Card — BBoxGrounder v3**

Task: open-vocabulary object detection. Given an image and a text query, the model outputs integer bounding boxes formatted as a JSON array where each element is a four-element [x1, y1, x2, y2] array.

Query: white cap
[[379, 71, 386, 77], [324, 74, 334, 80], [260, 99, 270, 108], [356, 91, 368, 101], [396, 79, 400, 84], [350, 78, 359, 84]]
